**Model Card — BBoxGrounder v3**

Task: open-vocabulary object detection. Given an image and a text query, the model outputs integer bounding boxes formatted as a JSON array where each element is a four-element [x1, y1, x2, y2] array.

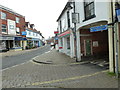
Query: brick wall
[[0, 9, 25, 37], [80, 29, 108, 57]]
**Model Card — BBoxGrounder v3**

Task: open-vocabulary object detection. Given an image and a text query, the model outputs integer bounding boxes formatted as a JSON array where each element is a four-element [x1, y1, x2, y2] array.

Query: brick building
[[0, 5, 26, 51]]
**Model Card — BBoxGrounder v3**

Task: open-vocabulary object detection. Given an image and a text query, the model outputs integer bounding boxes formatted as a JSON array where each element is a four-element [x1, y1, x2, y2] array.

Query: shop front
[[26, 38, 40, 49], [13, 37, 27, 51], [0, 36, 14, 52], [58, 30, 74, 57]]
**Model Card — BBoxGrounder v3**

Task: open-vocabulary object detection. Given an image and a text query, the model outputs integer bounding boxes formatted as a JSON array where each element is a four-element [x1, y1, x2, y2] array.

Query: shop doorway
[[84, 40, 92, 56]]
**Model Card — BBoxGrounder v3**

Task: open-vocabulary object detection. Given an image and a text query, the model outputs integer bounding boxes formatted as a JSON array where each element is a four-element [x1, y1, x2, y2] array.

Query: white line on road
[[1, 60, 30, 71], [1, 50, 52, 71]]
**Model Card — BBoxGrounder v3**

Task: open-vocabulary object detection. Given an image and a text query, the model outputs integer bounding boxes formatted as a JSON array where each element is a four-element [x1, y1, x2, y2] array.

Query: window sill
[[83, 14, 96, 22]]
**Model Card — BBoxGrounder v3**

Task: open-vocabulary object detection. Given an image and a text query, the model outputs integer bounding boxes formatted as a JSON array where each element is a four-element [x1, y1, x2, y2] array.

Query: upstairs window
[[84, 0, 95, 21], [16, 27, 20, 34], [1, 12, 6, 20], [16, 17, 20, 23], [60, 20, 62, 33], [2, 24, 7, 33], [67, 11, 71, 28]]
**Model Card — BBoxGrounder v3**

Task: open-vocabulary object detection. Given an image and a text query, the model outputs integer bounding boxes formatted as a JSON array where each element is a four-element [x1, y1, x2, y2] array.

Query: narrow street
[[2, 45, 50, 69], [2, 49, 118, 88]]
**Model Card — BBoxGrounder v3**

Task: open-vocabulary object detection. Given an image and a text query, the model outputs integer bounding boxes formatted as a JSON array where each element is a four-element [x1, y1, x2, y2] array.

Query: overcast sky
[[0, 0, 68, 39]]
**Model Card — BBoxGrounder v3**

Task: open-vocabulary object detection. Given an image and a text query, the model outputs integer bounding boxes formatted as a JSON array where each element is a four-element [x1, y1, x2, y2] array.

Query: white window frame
[[2, 24, 7, 33], [1, 12, 6, 20], [16, 17, 20, 23]]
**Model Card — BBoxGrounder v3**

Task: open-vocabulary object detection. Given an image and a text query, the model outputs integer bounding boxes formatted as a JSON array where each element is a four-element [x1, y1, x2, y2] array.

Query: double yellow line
[[30, 70, 108, 86]]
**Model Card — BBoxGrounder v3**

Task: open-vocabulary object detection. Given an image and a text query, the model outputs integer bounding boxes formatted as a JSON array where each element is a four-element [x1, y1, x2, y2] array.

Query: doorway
[[84, 40, 92, 56]]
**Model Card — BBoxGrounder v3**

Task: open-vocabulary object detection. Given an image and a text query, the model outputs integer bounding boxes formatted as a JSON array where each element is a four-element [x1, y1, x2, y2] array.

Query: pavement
[[2, 49, 119, 88], [32, 49, 109, 69]]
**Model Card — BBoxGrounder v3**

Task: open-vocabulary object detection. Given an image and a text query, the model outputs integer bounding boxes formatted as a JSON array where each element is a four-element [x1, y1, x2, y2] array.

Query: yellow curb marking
[[31, 70, 108, 86]]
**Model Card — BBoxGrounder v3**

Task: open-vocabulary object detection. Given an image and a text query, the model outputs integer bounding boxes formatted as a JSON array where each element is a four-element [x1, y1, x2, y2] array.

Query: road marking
[[31, 70, 108, 86], [2, 49, 51, 71], [1, 60, 30, 71]]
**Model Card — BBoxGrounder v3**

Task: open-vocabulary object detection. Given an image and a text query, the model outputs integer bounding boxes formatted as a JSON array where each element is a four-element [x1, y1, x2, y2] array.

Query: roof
[[56, 1, 73, 22], [0, 5, 25, 18]]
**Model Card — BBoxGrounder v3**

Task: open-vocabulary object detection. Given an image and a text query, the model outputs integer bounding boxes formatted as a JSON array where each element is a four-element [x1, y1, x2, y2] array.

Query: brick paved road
[[2, 50, 118, 88]]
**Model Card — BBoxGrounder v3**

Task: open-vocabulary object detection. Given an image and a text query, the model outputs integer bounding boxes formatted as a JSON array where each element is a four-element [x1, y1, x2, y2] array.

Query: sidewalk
[[32, 49, 109, 69], [2, 49, 118, 88]]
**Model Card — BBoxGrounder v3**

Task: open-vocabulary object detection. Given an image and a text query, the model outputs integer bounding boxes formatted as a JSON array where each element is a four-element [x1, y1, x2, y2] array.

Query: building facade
[[25, 22, 43, 49], [0, 5, 26, 51], [57, 0, 120, 73], [57, 2, 75, 58]]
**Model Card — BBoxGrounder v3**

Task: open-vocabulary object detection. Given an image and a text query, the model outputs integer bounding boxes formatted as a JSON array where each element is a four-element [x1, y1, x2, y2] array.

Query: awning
[[14, 37, 27, 40], [58, 30, 71, 38]]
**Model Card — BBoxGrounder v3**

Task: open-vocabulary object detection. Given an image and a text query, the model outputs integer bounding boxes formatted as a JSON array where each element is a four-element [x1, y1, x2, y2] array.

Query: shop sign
[[14, 37, 27, 41], [58, 30, 71, 38], [14, 37, 23, 40], [22, 31, 27, 35], [54, 31, 59, 34], [116, 8, 120, 22], [0, 36, 14, 40], [54, 36, 58, 40], [90, 25, 108, 32]]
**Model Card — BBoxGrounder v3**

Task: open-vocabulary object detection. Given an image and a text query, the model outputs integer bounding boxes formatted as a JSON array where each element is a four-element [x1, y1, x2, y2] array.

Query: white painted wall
[[75, 0, 109, 30], [26, 29, 42, 39]]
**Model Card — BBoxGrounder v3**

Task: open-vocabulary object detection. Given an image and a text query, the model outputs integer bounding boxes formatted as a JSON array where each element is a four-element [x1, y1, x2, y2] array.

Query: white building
[[57, 0, 120, 72], [25, 22, 43, 49]]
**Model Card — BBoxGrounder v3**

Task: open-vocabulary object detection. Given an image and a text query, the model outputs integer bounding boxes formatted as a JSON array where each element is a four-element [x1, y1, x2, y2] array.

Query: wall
[[0, 9, 25, 36], [75, 1, 109, 30], [80, 29, 108, 57], [26, 30, 40, 39]]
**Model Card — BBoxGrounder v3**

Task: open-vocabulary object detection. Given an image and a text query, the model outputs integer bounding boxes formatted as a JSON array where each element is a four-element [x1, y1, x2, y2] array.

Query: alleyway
[[2, 49, 118, 88]]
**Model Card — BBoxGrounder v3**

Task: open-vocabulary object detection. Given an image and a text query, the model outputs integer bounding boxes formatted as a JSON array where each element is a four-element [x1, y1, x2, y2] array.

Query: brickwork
[[80, 29, 108, 57]]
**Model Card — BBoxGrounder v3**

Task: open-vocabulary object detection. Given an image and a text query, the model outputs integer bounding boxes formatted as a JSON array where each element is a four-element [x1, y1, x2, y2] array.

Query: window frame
[[16, 27, 20, 35], [2, 24, 7, 33], [1, 12, 6, 20], [67, 11, 71, 28], [83, 0, 96, 21], [16, 17, 20, 23]]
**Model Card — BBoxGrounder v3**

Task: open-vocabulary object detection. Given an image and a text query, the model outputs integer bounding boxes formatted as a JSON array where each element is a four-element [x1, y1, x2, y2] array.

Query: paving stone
[[2, 49, 118, 88]]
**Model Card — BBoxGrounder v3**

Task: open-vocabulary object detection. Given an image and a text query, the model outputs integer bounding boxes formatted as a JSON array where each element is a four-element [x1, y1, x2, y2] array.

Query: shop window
[[60, 38, 63, 47], [16, 27, 20, 34], [16, 17, 20, 23], [1, 12, 6, 20], [83, 0, 95, 21], [2, 24, 7, 33], [15, 41, 20, 47], [67, 37, 70, 49], [60, 20, 62, 33], [0, 40, 6, 50]]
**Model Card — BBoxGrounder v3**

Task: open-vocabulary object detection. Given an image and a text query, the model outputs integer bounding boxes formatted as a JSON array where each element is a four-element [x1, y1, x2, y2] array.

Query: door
[[85, 40, 92, 56]]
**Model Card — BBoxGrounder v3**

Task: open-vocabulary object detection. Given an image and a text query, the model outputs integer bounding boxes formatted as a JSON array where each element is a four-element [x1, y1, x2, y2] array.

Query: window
[[60, 20, 62, 33], [16, 17, 20, 23], [29, 31, 31, 35], [1, 12, 6, 20], [67, 37, 70, 49], [16, 27, 20, 34], [84, 0, 95, 21], [2, 24, 7, 33], [67, 11, 70, 28]]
